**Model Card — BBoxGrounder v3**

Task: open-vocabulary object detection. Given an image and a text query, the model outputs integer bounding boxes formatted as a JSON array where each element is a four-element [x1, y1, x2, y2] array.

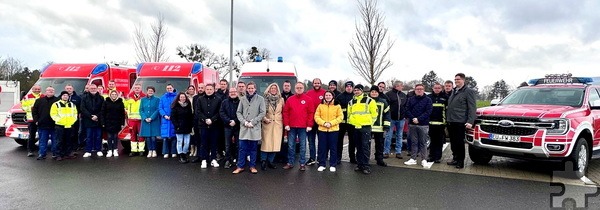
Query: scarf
[[246, 92, 255, 101], [178, 101, 188, 107], [265, 93, 280, 110]]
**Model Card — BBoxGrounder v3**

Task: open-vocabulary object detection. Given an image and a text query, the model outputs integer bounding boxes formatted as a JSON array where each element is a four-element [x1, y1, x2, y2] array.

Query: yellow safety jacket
[[21, 93, 41, 122], [50, 100, 78, 128], [372, 97, 391, 133], [124, 93, 144, 120], [347, 94, 378, 129]]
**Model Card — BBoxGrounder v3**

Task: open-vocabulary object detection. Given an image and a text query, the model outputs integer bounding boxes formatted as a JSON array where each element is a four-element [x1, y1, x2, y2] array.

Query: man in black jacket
[[192, 84, 222, 168], [32, 87, 59, 160], [335, 81, 356, 164], [384, 81, 408, 159], [219, 87, 240, 169], [427, 83, 448, 163], [328, 80, 341, 98], [446, 73, 477, 169], [80, 84, 105, 158]]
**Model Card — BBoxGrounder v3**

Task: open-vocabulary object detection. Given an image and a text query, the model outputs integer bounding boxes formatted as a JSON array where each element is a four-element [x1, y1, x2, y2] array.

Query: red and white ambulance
[[468, 74, 600, 178], [117, 62, 219, 142], [5, 63, 137, 146]]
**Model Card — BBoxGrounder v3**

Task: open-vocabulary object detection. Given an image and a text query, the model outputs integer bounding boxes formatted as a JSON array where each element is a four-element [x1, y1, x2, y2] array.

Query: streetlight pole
[[229, 0, 234, 85]]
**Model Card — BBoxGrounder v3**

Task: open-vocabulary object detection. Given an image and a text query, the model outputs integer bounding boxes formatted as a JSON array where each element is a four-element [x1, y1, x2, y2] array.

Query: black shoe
[[434, 159, 441, 163], [261, 160, 267, 171], [191, 157, 201, 163], [179, 154, 187, 164], [224, 161, 232, 169], [306, 158, 317, 166], [350, 159, 357, 164], [376, 160, 387, 167], [447, 160, 459, 166], [354, 166, 363, 171], [36, 156, 46, 160], [456, 163, 464, 169], [362, 169, 371, 175], [395, 154, 403, 159], [268, 162, 277, 169], [139, 152, 145, 157], [129, 153, 135, 157], [27, 152, 34, 157]]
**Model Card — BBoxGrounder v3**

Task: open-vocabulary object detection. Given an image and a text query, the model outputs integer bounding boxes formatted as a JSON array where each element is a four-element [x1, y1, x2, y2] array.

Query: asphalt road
[[1, 137, 599, 209]]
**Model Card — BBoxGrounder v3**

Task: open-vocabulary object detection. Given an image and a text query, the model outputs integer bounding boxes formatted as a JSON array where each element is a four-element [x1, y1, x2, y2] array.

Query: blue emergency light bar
[[528, 74, 594, 85]]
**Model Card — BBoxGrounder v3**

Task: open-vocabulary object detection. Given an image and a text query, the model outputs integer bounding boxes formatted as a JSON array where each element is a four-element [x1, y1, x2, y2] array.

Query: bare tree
[[133, 14, 169, 63], [0, 56, 24, 80], [176, 44, 238, 78], [348, 0, 395, 85]]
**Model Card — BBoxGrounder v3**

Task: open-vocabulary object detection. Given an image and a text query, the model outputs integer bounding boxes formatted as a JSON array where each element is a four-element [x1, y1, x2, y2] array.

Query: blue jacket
[[159, 91, 177, 138], [406, 94, 433, 126], [139, 95, 161, 137]]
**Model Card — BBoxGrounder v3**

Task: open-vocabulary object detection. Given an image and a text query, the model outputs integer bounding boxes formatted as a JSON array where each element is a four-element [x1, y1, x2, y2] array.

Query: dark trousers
[[274, 129, 288, 163], [55, 125, 71, 157], [354, 126, 372, 169], [78, 120, 87, 147], [191, 126, 200, 146], [237, 140, 258, 168], [85, 127, 102, 152], [429, 124, 445, 161], [224, 127, 239, 162], [448, 122, 466, 163], [200, 127, 219, 161], [318, 131, 338, 167], [27, 122, 38, 153], [69, 121, 79, 154], [372, 132, 384, 162], [337, 123, 354, 163]]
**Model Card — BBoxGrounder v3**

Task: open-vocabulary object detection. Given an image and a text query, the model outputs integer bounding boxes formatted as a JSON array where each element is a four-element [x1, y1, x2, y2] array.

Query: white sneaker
[[211, 159, 219, 168], [83, 152, 91, 157], [97, 151, 104, 157], [404, 159, 417, 165], [152, 151, 157, 158], [201, 160, 207, 169], [329, 167, 336, 172], [164, 154, 169, 159], [147, 150, 152, 158], [422, 160, 433, 169], [113, 149, 119, 157], [106, 150, 113, 157], [317, 166, 326, 172], [172, 154, 177, 158]]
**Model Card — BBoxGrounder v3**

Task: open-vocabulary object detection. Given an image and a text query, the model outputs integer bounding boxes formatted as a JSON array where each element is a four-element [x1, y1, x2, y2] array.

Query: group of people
[[22, 73, 477, 174]]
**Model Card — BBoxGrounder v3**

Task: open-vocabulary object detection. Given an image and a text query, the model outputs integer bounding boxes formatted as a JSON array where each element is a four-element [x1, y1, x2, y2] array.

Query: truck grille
[[481, 139, 533, 149], [480, 125, 537, 136], [11, 113, 28, 125], [478, 116, 540, 123]]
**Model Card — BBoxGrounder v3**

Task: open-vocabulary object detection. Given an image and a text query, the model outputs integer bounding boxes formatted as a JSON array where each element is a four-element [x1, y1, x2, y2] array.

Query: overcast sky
[[1, 0, 600, 88]]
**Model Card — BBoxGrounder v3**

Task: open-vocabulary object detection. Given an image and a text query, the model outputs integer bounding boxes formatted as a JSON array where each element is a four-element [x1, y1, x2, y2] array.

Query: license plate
[[19, 134, 29, 139], [489, 134, 520, 142]]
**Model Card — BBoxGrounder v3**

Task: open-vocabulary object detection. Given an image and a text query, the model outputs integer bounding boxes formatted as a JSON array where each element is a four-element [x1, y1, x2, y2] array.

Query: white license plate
[[489, 134, 520, 142], [19, 134, 29, 139]]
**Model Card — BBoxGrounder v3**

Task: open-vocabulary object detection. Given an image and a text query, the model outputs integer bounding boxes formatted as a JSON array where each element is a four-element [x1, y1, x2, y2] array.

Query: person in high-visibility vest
[[427, 82, 448, 163], [347, 84, 378, 175], [368, 86, 391, 167], [50, 91, 78, 161], [124, 84, 146, 156], [22, 85, 42, 157]]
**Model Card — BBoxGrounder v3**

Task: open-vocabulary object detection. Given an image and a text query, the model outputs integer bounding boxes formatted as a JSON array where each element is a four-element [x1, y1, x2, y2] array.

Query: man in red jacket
[[305, 78, 326, 165], [282, 82, 314, 171]]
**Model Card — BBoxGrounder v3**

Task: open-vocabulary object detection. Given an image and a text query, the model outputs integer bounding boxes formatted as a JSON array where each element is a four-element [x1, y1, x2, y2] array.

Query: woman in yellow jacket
[[314, 91, 343, 172]]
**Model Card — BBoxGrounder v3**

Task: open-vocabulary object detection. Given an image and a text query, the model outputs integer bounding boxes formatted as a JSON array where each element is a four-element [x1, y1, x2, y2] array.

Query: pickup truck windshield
[[501, 88, 585, 107]]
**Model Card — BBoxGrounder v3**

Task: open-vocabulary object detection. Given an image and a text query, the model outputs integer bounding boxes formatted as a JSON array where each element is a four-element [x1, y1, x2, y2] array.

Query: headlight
[[541, 118, 569, 134]]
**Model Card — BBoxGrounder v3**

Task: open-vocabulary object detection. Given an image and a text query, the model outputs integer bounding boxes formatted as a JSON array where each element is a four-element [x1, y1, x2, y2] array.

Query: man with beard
[[305, 78, 326, 166]]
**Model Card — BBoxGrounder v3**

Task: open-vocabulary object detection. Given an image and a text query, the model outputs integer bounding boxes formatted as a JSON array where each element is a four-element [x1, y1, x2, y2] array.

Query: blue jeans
[[107, 132, 118, 150], [145, 137, 157, 150], [287, 128, 307, 165], [237, 140, 258, 168], [85, 127, 102, 153], [318, 131, 338, 167], [38, 128, 56, 157], [176, 134, 190, 154], [162, 137, 177, 155], [384, 119, 405, 154], [260, 152, 276, 162], [307, 124, 318, 160]]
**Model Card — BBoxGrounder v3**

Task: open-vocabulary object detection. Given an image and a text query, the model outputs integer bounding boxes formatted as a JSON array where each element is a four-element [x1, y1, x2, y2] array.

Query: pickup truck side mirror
[[591, 100, 600, 110], [490, 99, 501, 106]]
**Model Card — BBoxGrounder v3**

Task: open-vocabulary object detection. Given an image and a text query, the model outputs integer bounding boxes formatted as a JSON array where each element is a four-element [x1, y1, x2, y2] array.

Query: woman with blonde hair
[[260, 83, 285, 171]]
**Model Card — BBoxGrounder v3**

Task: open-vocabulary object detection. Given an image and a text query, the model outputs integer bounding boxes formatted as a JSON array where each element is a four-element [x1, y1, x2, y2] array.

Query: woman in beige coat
[[260, 83, 284, 171]]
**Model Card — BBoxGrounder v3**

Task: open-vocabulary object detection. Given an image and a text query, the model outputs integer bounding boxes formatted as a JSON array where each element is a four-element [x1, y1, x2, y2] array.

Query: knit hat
[[354, 84, 364, 90], [329, 80, 338, 86], [60, 91, 69, 97], [369, 85, 379, 92], [345, 81, 354, 88]]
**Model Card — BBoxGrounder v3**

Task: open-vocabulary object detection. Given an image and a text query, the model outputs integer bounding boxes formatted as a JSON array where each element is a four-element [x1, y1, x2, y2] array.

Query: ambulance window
[[90, 79, 103, 87], [129, 73, 137, 88], [589, 88, 600, 107]]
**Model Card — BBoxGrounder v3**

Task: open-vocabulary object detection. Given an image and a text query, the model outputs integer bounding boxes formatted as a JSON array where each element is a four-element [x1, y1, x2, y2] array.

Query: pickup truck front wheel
[[565, 138, 589, 179], [469, 144, 493, 164]]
